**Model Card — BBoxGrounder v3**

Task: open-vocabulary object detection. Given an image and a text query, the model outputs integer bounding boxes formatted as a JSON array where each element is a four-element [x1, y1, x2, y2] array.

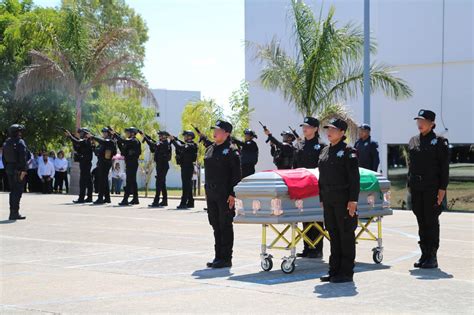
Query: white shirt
[[54, 157, 68, 172], [28, 153, 38, 170], [38, 160, 55, 178], [0, 154, 4, 169], [109, 168, 126, 181]]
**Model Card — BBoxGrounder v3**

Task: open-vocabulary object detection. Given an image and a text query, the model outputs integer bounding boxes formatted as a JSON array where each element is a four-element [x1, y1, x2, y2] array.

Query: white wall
[[245, 0, 474, 175]]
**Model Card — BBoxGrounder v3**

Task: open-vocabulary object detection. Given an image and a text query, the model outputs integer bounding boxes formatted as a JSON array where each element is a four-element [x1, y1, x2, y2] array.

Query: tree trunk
[[75, 96, 82, 131]]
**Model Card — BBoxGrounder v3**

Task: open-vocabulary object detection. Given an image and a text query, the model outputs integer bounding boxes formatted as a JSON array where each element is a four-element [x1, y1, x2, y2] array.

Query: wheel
[[373, 250, 383, 264], [281, 260, 295, 274], [261, 258, 273, 271]]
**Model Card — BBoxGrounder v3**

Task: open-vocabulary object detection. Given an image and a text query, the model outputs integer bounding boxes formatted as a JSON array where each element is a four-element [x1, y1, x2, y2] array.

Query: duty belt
[[321, 184, 349, 192]]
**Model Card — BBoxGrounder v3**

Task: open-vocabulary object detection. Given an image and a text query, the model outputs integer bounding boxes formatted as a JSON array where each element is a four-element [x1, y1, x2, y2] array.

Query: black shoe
[[84, 198, 93, 203], [148, 203, 161, 208], [320, 274, 332, 282], [177, 204, 188, 209], [159, 201, 168, 207], [330, 275, 353, 283], [186, 203, 194, 208], [421, 250, 438, 269], [206, 258, 219, 268], [73, 199, 86, 204], [93, 199, 105, 205], [212, 260, 232, 269], [307, 251, 323, 259], [118, 201, 130, 206], [9, 215, 26, 220], [296, 251, 308, 258], [105, 199, 111, 204], [414, 244, 428, 268], [130, 199, 139, 205]]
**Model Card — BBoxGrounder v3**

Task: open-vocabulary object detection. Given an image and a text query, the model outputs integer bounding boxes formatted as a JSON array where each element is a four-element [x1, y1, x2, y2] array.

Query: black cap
[[244, 128, 257, 138], [182, 130, 195, 139], [8, 124, 25, 136], [158, 130, 169, 136], [281, 130, 295, 139], [211, 120, 233, 133], [101, 127, 111, 133], [300, 116, 320, 128], [414, 109, 436, 121], [323, 118, 348, 131], [359, 123, 371, 131], [125, 127, 139, 134], [78, 127, 90, 134]]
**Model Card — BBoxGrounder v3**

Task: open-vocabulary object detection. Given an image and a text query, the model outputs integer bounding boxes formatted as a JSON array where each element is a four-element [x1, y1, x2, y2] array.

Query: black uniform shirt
[[115, 135, 141, 163], [268, 134, 294, 169], [294, 136, 326, 169], [144, 136, 171, 166], [2, 137, 29, 174], [232, 138, 259, 166], [93, 136, 117, 162], [354, 136, 380, 171], [318, 140, 360, 202], [172, 139, 197, 166], [408, 130, 449, 190], [68, 135, 93, 163]]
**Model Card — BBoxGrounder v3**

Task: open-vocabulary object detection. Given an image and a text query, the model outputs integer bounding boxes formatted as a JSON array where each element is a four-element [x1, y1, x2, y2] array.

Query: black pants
[[41, 176, 53, 194], [207, 194, 235, 261], [241, 163, 255, 179], [324, 198, 357, 277], [54, 171, 68, 192], [411, 188, 440, 251], [303, 222, 324, 253], [97, 161, 112, 202], [7, 171, 24, 218], [79, 162, 93, 201], [153, 165, 169, 204], [0, 169, 9, 191], [27, 169, 40, 192], [180, 165, 194, 206], [123, 161, 139, 202]]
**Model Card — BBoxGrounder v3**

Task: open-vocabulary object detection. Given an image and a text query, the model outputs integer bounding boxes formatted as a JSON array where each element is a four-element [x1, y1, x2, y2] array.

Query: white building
[[245, 0, 473, 175]]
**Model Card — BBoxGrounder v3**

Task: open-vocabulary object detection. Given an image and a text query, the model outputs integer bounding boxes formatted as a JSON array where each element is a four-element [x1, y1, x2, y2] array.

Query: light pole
[[363, 0, 370, 124]]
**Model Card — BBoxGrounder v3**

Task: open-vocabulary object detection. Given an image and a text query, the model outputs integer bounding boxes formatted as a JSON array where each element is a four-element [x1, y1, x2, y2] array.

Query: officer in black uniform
[[318, 118, 360, 283], [142, 130, 172, 207], [200, 120, 241, 268], [113, 127, 141, 206], [65, 128, 94, 203], [293, 116, 326, 259], [170, 131, 198, 209], [87, 128, 117, 204], [264, 129, 295, 169], [2, 124, 29, 220], [408, 109, 449, 269], [231, 129, 259, 178], [354, 124, 380, 172]]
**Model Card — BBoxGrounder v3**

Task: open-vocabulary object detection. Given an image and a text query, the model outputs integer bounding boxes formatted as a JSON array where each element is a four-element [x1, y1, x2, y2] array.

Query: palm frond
[[317, 103, 359, 142]]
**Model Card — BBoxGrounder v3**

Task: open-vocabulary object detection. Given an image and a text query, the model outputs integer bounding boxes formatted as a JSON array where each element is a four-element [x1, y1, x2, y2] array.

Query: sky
[[34, 0, 245, 107]]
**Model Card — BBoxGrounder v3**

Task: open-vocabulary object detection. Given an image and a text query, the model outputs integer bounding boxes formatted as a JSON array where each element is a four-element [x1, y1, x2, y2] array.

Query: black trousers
[[411, 188, 440, 251], [206, 194, 235, 261], [0, 169, 9, 191], [180, 164, 194, 205], [27, 169, 40, 192], [7, 171, 24, 218], [241, 163, 255, 179], [153, 165, 169, 204], [123, 161, 139, 202], [323, 198, 357, 277], [54, 171, 68, 192], [79, 162, 93, 201], [41, 176, 53, 194], [97, 161, 112, 202], [302, 222, 324, 253]]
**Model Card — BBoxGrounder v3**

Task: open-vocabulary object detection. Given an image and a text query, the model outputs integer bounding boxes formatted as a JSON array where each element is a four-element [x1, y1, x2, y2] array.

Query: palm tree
[[249, 1, 412, 138], [14, 10, 157, 130]]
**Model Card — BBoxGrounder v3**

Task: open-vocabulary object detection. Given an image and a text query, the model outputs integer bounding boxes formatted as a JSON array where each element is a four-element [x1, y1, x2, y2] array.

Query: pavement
[[0, 192, 473, 314]]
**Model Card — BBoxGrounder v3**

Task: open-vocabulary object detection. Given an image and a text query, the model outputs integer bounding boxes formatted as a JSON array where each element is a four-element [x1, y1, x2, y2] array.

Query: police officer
[[87, 128, 117, 204], [170, 131, 198, 209], [2, 124, 29, 220], [354, 124, 380, 172], [409, 109, 449, 269], [231, 129, 259, 178], [113, 127, 141, 206], [201, 120, 241, 268], [65, 128, 94, 203], [293, 117, 326, 259], [142, 130, 172, 207], [318, 118, 360, 283], [264, 129, 295, 169]]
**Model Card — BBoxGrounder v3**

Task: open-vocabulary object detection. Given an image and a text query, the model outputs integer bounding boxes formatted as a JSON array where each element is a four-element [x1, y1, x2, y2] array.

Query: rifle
[[259, 121, 270, 143], [288, 126, 300, 139], [191, 125, 202, 135]]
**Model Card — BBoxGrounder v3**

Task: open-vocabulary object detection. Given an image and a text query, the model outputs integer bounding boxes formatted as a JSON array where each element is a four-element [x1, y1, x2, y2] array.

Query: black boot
[[177, 204, 188, 209], [118, 199, 130, 206], [159, 201, 168, 207], [414, 243, 428, 268], [421, 248, 438, 269], [130, 198, 140, 205]]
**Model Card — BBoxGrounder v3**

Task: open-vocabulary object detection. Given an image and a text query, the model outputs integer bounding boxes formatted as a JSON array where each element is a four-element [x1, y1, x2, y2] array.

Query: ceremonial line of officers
[[2, 109, 449, 283]]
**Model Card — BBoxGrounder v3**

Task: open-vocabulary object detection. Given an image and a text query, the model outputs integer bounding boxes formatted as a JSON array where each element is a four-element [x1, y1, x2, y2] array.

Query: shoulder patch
[[313, 144, 321, 150], [336, 150, 344, 158], [430, 138, 438, 145]]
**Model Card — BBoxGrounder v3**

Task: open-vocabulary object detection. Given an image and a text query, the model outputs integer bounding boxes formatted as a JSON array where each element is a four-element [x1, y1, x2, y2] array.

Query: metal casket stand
[[233, 168, 393, 274]]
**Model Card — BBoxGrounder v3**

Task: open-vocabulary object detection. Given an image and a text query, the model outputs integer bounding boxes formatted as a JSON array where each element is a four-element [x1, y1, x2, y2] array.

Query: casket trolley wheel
[[261, 257, 273, 271], [281, 258, 296, 274], [372, 247, 383, 264]]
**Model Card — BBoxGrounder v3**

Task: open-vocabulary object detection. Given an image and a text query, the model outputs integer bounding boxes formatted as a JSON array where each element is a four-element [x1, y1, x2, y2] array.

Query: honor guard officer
[[142, 130, 172, 207], [2, 124, 29, 220], [409, 109, 449, 269], [65, 128, 94, 203], [318, 118, 360, 283], [170, 130, 198, 209], [202, 120, 242, 268], [294, 117, 327, 259], [264, 129, 295, 170], [87, 128, 117, 204], [354, 124, 380, 172], [231, 129, 259, 178], [112, 127, 141, 206]]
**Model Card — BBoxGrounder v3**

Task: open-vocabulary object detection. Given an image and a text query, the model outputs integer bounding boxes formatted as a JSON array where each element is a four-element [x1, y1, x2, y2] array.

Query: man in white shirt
[[53, 151, 69, 193], [38, 153, 55, 194]]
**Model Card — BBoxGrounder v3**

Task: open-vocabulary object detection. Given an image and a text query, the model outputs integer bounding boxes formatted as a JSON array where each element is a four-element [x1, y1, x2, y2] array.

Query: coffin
[[234, 168, 393, 224]]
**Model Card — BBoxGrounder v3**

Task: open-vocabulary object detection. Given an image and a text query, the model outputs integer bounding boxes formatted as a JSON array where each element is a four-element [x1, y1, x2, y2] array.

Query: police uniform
[[2, 124, 29, 220], [115, 128, 142, 206], [408, 110, 449, 269], [144, 131, 172, 207], [231, 129, 259, 178], [293, 117, 326, 258], [92, 129, 117, 204], [203, 120, 242, 268], [354, 124, 380, 172], [172, 131, 198, 209], [318, 118, 360, 283], [68, 128, 94, 203], [268, 131, 295, 169]]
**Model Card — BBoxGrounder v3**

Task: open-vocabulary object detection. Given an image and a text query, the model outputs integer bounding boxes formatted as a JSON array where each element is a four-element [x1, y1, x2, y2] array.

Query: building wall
[[245, 0, 473, 175]]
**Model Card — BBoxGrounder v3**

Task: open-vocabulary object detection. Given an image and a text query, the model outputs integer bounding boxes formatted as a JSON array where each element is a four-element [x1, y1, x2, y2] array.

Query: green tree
[[250, 1, 412, 137], [228, 80, 253, 138]]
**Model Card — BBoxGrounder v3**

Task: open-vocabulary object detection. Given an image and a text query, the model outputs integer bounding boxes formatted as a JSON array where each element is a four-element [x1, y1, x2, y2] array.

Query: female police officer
[[318, 118, 360, 283], [409, 109, 449, 269]]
